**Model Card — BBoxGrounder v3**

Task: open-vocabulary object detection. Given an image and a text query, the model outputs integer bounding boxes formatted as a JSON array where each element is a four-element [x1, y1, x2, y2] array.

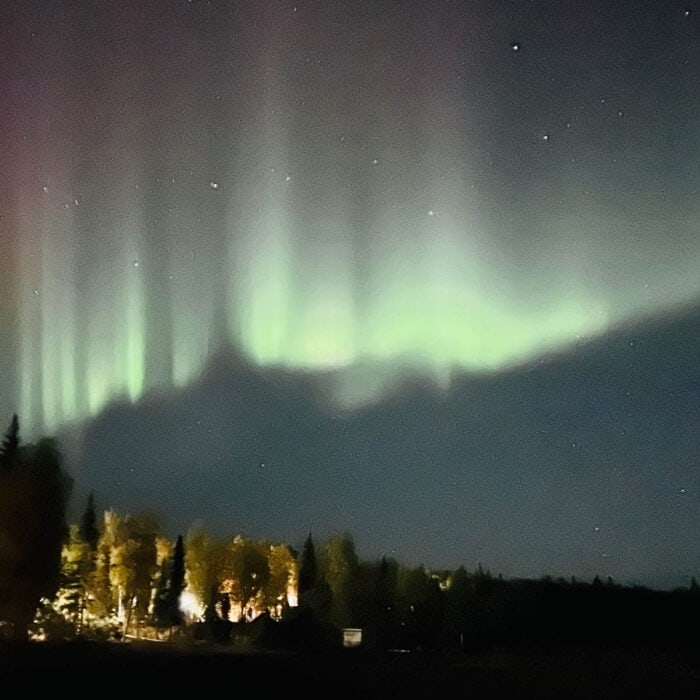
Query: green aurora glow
[[3, 1, 699, 438], [13, 163, 694, 438]]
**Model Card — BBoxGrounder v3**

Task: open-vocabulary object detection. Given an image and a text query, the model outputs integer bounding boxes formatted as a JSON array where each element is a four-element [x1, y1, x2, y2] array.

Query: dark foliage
[[0, 413, 20, 471], [79, 492, 100, 551], [268, 606, 343, 651], [0, 425, 73, 639], [298, 532, 318, 598], [153, 535, 186, 629], [297, 532, 333, 623]]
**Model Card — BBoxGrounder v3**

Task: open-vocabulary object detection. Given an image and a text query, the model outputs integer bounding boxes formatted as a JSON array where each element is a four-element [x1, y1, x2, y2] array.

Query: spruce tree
[[0, 413, 20, 470], [297, 532, 332, 623], [0, 435, 72, 639], [170, 535, 186, 618], [298, 532, 318, 599], [79, 492, 100, 551], [154, 535, 186, 629]]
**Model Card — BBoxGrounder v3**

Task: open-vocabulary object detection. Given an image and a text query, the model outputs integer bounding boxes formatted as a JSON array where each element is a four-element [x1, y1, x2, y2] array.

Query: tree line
[[1, 413, 700, 651]]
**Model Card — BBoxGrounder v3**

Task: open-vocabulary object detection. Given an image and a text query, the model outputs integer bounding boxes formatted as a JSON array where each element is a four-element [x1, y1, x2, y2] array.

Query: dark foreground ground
[[2, 641, 700, 698]]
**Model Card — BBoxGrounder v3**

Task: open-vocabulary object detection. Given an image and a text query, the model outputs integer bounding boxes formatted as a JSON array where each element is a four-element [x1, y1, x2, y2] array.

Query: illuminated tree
[[230, 537, 270, 620], [46, 524, 91, 637], [185, 531, 297, 625], [0, 431, 72, 639], [88, 509, 119, 621], [183, 528, 214, 615], [185, 528, 231, 620], [65, 492, 102, 633], [107, 511, 161, 638], [264, 543, 298, 617]]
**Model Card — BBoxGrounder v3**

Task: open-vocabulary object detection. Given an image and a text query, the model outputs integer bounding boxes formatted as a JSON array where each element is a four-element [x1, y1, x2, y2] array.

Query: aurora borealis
[[1, 1, 699, 587]]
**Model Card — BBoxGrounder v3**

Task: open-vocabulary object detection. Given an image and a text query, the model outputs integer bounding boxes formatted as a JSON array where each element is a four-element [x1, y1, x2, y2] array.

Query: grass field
[[2, 641, 700, 698]]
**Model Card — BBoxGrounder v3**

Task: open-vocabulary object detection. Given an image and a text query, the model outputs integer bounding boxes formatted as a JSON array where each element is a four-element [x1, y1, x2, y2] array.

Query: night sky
[[1, 1, 699, 589]]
